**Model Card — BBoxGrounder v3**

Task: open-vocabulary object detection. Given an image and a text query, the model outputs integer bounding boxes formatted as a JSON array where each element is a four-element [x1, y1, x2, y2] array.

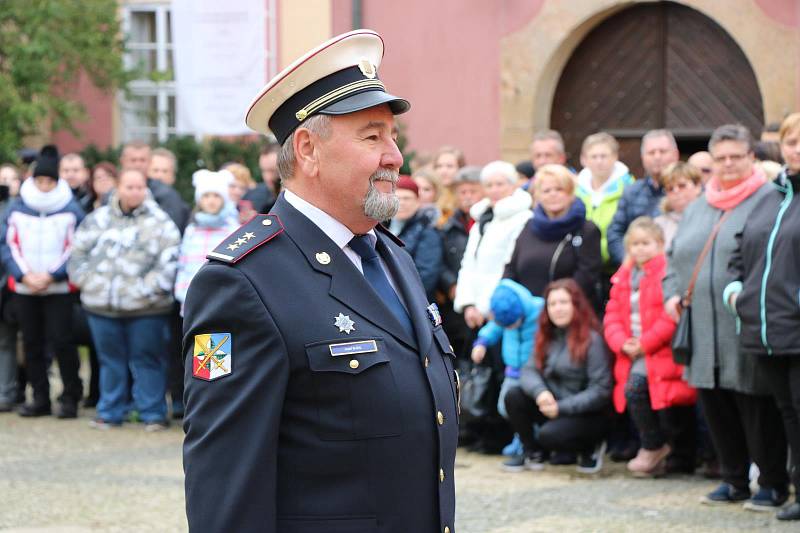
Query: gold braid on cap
[[295, 79, 385, 121]]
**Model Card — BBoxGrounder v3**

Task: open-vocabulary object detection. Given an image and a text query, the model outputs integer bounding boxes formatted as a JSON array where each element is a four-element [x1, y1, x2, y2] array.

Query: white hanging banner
[[172, 0, 267, 135]]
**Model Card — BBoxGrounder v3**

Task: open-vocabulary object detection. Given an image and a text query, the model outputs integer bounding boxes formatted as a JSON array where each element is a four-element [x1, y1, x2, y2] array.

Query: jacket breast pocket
[[305, 337, 402, 441]]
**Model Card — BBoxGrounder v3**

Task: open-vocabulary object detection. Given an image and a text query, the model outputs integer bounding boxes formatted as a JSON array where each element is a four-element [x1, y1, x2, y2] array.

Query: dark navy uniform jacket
[[182, 194, 459, 533]]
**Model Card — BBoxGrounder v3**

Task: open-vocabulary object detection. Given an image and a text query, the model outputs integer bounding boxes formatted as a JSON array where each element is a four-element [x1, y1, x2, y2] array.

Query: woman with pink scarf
[[663, 124, 789, 510]]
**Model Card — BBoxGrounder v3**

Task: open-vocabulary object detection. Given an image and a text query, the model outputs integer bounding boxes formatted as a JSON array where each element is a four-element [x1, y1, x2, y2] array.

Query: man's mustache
[[370, 169, 399, 184]]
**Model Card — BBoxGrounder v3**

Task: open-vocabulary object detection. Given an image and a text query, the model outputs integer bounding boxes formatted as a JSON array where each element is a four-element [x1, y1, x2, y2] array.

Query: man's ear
[[293, 128, 319, 178]]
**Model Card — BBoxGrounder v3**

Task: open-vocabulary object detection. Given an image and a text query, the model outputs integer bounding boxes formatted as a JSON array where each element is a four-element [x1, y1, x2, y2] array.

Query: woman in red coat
[[604, 217, 696, 476]]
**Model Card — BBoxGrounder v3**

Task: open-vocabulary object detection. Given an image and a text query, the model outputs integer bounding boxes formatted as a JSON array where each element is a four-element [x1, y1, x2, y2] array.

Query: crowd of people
[[1, 113, 799, 521]]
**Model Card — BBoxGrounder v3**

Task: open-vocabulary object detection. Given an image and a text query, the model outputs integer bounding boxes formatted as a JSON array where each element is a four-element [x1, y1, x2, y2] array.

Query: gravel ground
[[1, 408, 796, 532]]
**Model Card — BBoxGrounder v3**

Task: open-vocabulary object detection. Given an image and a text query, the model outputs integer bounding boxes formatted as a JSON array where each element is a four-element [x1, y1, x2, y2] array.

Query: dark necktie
[[348, 234, 416, 341]]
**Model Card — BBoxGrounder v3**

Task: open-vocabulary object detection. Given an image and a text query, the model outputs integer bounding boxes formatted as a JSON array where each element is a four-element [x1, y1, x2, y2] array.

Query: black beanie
[[34, 144, 60, 180]]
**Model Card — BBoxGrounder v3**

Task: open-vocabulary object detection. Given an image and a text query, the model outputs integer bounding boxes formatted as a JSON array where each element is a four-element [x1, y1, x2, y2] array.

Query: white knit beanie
[[193, 169, 233, 203]]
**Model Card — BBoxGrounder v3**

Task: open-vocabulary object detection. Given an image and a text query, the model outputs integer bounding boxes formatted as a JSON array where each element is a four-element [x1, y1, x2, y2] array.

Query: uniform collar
[[283, 188, 377, 250]]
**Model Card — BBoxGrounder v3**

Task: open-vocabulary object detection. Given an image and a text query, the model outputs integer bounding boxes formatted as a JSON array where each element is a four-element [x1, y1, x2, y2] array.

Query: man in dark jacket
[[119, 141, 190, 233], [439, 166, 483, 358], [606, 129, 679, 265], [243, 144, 278, 213]]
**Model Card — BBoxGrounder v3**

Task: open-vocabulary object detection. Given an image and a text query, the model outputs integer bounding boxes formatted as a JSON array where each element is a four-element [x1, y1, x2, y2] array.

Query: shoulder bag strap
[[682, 210, 733, 307]]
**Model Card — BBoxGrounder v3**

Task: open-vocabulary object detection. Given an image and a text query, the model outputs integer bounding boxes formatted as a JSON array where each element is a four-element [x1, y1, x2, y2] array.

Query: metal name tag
[[329, 340, 378, 357]]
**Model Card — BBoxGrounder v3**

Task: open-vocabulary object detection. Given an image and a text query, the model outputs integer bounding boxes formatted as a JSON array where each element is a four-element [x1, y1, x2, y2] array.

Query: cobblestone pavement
[[1, 410, 796, 532]]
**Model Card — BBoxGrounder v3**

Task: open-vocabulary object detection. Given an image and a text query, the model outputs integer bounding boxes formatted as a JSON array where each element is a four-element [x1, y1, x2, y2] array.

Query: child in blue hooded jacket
[[471, 279, 545, 419]]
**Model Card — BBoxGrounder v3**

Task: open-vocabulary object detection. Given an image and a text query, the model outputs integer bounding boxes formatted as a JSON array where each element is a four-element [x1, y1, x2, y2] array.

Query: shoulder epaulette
[[375, 223, 405, 247], [207, 214, 284, 264]]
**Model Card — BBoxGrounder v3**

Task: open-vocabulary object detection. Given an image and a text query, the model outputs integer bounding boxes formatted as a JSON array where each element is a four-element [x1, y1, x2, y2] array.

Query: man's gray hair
[[454, 165, 482, 185], [641, 129, 677, 153], [708, 124, 753, 153], [151, 147, 177, 171], [480, 160, 518, 186], [531, 129, 565, 154], [277, 114, 333, 181]]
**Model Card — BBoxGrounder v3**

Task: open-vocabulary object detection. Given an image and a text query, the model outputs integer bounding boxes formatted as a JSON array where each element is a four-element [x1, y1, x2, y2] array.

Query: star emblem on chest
[[334, 313, 356, 334]]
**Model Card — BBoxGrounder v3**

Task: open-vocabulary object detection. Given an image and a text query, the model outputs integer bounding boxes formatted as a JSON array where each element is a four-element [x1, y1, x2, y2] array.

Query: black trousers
[[625, 374, 696, 469], [14, 293, 82, 406], [699, 386, 788, 491], [760, 356, 800, 494], [504, 385, 608, 454]]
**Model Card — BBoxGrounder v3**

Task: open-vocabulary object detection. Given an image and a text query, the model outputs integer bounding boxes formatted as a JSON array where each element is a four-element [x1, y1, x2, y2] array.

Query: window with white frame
[[120, 4, 176, 144]]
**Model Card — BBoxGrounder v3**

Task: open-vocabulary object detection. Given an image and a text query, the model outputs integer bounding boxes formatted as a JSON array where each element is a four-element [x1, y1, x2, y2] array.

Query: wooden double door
[[551, 2, 764, 177]]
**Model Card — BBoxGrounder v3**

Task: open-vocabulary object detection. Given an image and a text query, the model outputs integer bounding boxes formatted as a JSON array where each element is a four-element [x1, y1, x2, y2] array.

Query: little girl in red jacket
[[603, 217, 696, 477]]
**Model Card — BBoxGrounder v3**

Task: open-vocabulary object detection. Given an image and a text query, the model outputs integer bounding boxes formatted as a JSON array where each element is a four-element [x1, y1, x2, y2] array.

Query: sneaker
[[502, 434, 523, 457], [743, 487, 789, 512], [501, 451, 546, 473], [700, 483, 751, 505], [777, 502, 800, 521], [18, 403, 51, 417], [144, 420, 170, 432], [88, 418, 122, 430], [576, 440, 607, 475], [56, 402, 78, 419]]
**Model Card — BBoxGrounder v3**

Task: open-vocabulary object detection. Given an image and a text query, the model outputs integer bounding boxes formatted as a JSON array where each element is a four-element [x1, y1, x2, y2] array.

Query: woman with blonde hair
[[504, 164, 602, 304], [433, 146, 466, 223]]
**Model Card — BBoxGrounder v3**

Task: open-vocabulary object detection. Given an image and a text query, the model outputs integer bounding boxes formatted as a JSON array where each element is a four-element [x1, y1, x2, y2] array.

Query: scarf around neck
[[530, 197, 586, 241], [20, 177, 73, 214], [705, 168, 766, 210]]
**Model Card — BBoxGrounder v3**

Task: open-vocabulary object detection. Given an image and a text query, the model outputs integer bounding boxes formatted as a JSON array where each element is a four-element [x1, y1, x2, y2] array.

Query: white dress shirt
[[283, 190, 404, 298]]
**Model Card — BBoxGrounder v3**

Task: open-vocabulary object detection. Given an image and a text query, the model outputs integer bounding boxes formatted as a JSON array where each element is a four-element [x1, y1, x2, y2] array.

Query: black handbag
[[460, 365, 494, 419], [671, 211, 731, 365]]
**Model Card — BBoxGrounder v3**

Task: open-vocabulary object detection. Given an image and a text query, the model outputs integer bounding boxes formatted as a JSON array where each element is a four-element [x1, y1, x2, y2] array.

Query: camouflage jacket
[[67, 193, 180, 317]]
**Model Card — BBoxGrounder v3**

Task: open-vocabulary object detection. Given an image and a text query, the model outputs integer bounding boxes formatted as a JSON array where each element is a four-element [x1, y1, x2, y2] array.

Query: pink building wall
[[332, 0, 545, 166], [52, 71, 115, 153]]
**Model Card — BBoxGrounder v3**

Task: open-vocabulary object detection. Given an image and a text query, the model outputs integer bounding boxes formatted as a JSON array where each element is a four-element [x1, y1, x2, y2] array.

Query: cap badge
[[358, 58, 377, 79], [334, 313, 356, 334], [316, 252, 331, 265]]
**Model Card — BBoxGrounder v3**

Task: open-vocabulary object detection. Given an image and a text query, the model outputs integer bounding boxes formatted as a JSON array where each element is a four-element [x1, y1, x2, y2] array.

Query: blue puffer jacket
[[476, 279, 545, 371], [606, 176, 663, 265], [395, 210, 443, 300]]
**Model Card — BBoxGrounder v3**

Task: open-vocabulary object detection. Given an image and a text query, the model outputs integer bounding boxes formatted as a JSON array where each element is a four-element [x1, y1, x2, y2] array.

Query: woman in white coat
[[453, 160, 533, 453], [454, 160, 532, 327]]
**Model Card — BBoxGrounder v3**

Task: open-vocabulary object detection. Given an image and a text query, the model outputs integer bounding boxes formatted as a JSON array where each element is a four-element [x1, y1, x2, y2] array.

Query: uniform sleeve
[[183, 263, 289, 533]]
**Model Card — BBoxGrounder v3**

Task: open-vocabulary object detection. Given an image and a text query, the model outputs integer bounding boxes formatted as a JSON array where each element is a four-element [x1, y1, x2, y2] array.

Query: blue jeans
[[87, 313, 170, 423], [497, 376, 520, 420]]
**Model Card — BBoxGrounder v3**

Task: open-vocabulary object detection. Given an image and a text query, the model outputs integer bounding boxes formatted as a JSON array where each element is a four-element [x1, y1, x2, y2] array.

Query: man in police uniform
[[182, 30, 458, 533]]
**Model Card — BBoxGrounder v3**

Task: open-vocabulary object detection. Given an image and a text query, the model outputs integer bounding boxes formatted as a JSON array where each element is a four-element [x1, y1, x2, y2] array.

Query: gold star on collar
[[243, 232, 256, 240], [235, 237, 247, 246], [227, 243, 240, 251]]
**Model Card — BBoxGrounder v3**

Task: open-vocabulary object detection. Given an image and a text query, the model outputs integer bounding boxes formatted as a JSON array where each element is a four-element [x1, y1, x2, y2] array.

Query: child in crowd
[[471, 279, 545, 417], [174, 170, 239, 313], [0, 145, 85, 418], [502, 278, 611, 474], [604, 217, 696, 477]]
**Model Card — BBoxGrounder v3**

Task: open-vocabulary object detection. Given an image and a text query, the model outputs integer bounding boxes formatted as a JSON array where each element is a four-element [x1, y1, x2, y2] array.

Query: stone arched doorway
[[550, 1, 764, 177]]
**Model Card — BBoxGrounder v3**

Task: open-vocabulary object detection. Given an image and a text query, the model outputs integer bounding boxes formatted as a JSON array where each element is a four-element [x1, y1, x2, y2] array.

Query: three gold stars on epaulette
[[227, 231, 258, 251]]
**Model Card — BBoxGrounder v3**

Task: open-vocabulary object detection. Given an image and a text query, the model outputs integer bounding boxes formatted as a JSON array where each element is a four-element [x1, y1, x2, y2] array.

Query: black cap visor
[[319, 89, 410, 116]]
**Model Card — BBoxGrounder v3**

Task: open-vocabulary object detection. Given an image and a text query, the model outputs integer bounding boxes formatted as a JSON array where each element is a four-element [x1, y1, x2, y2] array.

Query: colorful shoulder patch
[[193, 333, 232, 381], [206, 214, 284, 264]]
